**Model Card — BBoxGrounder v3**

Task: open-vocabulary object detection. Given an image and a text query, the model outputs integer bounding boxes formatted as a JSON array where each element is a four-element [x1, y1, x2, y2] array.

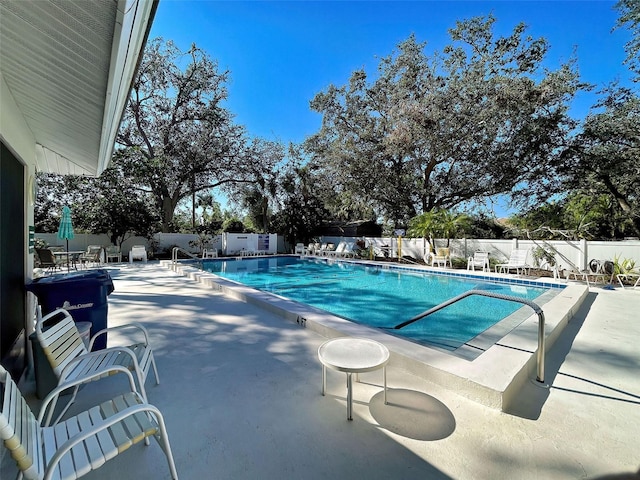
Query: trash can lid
[[27, 269, 114, 294]]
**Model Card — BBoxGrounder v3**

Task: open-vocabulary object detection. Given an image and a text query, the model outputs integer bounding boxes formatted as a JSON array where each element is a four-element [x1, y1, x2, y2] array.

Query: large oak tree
[[117, 39, 250, 232], [305, 16, 582, 227]]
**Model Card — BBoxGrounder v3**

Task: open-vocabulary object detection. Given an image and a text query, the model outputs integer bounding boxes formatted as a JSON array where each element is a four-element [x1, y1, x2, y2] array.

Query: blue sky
[[151, 0, 632, 145], [150, 1, 633, 217]]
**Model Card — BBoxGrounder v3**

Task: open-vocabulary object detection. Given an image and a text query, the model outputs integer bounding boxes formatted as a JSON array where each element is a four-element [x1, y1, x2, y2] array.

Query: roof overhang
[[0, 0, 157, 176]]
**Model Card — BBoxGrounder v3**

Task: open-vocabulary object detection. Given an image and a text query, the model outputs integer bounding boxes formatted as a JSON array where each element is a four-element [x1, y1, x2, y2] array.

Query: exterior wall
[[222, 233, 278, 255], [37, 232, 282, 257], [1, 73, 37, 379]]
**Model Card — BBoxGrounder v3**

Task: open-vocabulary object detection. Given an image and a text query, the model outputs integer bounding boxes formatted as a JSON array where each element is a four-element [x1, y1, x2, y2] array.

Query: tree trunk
[[161, 197, 174, 233]]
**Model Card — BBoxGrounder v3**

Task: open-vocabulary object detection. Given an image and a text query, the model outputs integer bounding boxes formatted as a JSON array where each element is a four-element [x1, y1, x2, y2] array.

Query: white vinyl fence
[[36, 231, 640, 270], [320, 235, 640, 272], [36, 232, 280, 258]]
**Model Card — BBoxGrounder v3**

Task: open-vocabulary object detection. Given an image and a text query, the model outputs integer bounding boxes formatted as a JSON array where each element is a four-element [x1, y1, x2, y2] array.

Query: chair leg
[[46, 385, 79, 425], [155, 413, 179, 479], [135, 368, 149, 402], [150, 352, 160, 385]]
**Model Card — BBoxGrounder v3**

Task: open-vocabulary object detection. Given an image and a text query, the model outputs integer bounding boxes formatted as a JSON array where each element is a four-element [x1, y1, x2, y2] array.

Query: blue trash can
[[27, 269, 114, 350]]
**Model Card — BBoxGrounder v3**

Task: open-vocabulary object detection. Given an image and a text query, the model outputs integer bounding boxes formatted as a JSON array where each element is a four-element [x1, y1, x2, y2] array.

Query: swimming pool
[[201, 256, 561, 351]]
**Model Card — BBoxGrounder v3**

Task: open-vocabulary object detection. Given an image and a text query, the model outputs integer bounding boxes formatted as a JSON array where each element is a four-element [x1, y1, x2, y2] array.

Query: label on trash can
[[59, 300, 94, 311]]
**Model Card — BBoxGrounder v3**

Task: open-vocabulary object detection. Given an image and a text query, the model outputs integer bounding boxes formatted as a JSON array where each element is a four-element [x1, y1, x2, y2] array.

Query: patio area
[[4, 262, 639, 479]]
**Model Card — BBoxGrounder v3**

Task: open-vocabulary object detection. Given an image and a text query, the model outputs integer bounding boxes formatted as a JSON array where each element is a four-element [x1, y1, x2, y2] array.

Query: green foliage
[[532, 246, 557, 267], [270, 154, 331, 245], [559, 86, 640, 237], [34, 163, 159, 246], [305, 16, 581, 226], [117, 38, 258, 232], [612, 254, 636, 276], [407, 209, 471, 249], [616, 0, 640, 81], [465, 213, 507, 239]]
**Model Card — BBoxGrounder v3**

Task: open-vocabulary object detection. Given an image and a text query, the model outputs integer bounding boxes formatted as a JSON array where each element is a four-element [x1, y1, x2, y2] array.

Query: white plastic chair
[[467, 251, 490, 272], [495, 249, 530, 275], [129, 245, 147, 263], [36, 307, 159, 425], [0, 365, 178, 480], [202, 248, 217, 258], [431, 248, 451, 268], [105, 245, 122, 263]]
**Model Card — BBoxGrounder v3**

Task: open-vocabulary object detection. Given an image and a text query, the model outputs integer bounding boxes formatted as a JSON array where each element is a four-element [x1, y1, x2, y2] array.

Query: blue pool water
[[202, 256, 557, 350]]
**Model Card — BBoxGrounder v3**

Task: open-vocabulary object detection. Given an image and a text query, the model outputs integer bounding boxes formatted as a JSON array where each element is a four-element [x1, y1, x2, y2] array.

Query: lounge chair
[[566, 259, 613, 287], [105, 244, 122, 263], [495, 249, 530, 275], [35, 248, 62, 274], [467, 251, 490, 272], [294, 243, 307, 255], [35, 307, 159, 424], [202, 248, 217, 258], [129, 245, 147, 263], [431, 247, 451, 268], [0, 365, 178, 480], [340, 242, 357, 258], [319, 243, 335, 256], [617, 271, 640, 289], [326, 241, 347, 257]]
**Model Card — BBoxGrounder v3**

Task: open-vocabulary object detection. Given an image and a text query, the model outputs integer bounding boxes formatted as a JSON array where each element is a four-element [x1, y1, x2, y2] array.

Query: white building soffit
[[0, 0, 155, 176]]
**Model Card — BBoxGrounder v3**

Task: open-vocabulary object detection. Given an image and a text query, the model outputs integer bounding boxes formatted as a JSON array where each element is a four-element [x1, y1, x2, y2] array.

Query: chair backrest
[[131, 245, 146, 257], [509, 249, 529, 265], [0, 365, 43, 479], [36, 307, 88, 377], [106, 245, 120, 254], [334, 242, 347, 253], [436, 247, 450, 257], [473, 251, 489, 262], [35, 248, 56, 266]]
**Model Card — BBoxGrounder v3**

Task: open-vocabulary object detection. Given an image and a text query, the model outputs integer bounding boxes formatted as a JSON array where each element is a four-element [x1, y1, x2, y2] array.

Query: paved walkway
[[4, 263, 639, 479]]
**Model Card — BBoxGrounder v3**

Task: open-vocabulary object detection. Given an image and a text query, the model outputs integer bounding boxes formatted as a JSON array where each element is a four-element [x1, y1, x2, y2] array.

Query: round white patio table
[[318, 337, 390, 421]]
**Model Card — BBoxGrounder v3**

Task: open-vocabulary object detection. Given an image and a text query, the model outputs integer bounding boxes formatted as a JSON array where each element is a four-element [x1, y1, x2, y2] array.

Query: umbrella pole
[[66, 239, 70, 272]]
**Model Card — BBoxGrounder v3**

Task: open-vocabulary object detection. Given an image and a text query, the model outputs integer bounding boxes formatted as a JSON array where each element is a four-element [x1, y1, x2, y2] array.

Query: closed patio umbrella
[[57, 206, 75, 271]]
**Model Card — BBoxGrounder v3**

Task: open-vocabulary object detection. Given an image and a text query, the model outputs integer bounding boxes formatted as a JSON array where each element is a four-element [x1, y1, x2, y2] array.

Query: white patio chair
[[105, 245, 122, 263], [431, 247, 451, 268], [36, 307, 159, 425], [617, 269, 640, 289], [0, 365, 178, 480], [326, 241, 347, 257], [129, 245, 147, 263], [202, 248, 217, 258], [80, 245, 103, 268], [467, 251, 490, 272], [495, 249, 530, 275]]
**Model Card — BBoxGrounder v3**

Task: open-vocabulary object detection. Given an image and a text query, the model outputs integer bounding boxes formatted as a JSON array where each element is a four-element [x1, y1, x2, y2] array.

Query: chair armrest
[[88, 322, 151, 350], [38, 368, 140, 425]]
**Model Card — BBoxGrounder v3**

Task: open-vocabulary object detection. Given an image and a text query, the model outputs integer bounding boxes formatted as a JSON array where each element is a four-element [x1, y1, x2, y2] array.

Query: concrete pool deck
[[4, 262, 639, 479]]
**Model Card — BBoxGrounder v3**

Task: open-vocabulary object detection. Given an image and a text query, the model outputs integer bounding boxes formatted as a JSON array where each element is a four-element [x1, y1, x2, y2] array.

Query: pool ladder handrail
[[171, 247, 200, 264], [393, 289, 546, 383]]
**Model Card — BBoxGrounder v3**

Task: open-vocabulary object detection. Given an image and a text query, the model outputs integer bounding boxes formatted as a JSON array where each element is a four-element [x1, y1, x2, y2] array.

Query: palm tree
[[407, 209, 471, 258]]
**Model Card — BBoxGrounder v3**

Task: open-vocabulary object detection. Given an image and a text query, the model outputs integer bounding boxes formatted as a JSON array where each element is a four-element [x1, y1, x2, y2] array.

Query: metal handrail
[[171, 247, 200, 263], [392, 289, 546, 383]]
